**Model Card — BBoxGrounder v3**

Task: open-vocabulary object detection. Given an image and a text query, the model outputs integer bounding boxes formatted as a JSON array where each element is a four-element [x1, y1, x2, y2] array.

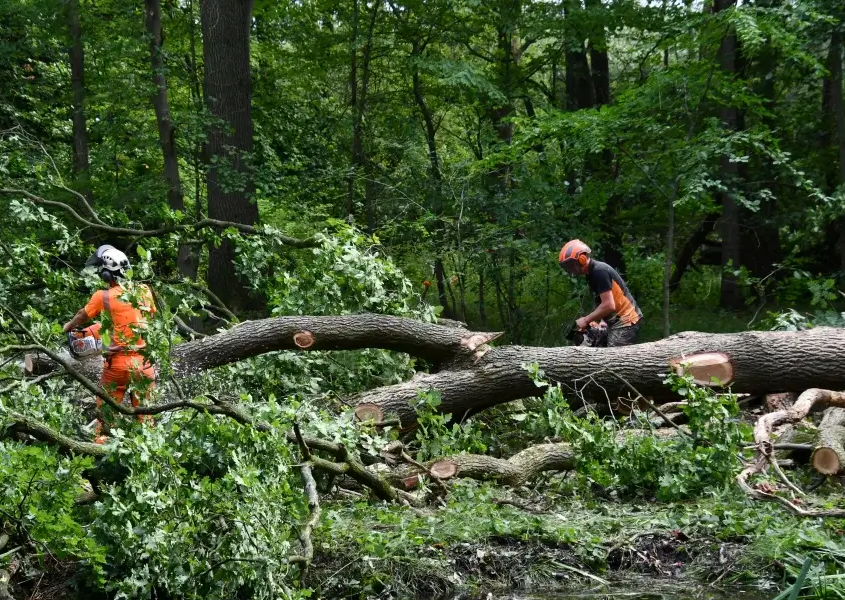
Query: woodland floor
[[308, 475, 845, 599]]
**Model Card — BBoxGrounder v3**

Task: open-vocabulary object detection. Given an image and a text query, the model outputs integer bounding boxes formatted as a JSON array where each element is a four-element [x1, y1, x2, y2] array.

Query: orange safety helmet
[[558, 239, 591, 274]]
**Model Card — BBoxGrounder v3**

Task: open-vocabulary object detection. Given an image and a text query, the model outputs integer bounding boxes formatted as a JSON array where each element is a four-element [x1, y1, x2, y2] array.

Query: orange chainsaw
[[66, 323, 103, 358]]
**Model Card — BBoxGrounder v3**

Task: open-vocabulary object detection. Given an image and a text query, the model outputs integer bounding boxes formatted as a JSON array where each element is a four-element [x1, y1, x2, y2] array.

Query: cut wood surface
[[813, 408, 845, 475]]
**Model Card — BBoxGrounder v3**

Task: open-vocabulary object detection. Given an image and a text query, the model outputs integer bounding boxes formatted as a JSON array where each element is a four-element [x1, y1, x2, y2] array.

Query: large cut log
[[353, 327, 845, 427], [813, 408, 845, 475], [25, 314, 497, 379], [24, 350, 102, 381]]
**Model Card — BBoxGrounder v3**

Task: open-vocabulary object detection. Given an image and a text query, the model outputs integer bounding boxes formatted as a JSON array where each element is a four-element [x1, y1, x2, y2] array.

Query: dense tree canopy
[[2, 0, 845, 597]]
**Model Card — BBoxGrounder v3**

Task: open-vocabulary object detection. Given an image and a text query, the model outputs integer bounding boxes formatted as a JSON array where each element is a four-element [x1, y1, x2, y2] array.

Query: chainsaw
[[66, 323, 103, 358], [564, 320, 608, 347]]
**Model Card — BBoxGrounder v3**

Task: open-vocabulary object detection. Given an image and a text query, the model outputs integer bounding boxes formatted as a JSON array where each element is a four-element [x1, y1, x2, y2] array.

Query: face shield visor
[[559, 259, 582, 276]]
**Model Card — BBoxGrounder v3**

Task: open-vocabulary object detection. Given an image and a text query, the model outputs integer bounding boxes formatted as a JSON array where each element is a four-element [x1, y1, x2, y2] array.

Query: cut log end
[[293, 331, 315, 349], [669, 351, 733, 386], [812, 447, 842, 475], [24, 353, 35, 374], [429, 460, 458, 479], [354, 403, 384, 424], [813, 416, 845, 475], [402, 475, 421, 489], [24, 353, 62, 377]]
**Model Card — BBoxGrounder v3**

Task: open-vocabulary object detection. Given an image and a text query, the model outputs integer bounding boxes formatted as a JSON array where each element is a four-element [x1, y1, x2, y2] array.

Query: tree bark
[[345, 0, 359, 222], [145, 0, 197, 280], [565, 43, 595, 111], [353, 326, 845, 427], [396, 443, 575, 489], [64, 0, 90, 199], [584, 0, 609, 105], [200, 0, 260, 311], [563, 0, 595, 111]]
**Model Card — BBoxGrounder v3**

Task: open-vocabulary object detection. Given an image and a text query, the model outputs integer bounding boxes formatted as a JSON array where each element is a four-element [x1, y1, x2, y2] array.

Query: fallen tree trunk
[[390, 428, 689, 489], [21, 315, 845, 428], [25, 314, 497, 379], [392, 443, 575, 489], [353, 327, 845, 427], [813, 408, 845, 475]]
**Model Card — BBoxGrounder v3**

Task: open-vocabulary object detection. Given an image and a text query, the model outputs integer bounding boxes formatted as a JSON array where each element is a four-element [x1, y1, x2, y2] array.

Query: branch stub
[[293, 331, 315, 349]]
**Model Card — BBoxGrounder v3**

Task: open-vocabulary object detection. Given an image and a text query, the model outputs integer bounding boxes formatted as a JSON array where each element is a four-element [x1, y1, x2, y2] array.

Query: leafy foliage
[[522, 364, 750, 501], [1, 0, 845, 597]]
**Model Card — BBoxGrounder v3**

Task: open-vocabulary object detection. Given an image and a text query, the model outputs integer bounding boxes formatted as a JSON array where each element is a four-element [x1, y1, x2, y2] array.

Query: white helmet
[[86, 244, 130, 281]]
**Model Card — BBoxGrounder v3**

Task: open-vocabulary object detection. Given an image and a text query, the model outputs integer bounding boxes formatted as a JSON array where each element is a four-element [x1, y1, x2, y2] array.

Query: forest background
[[2, 0, 845, 597]]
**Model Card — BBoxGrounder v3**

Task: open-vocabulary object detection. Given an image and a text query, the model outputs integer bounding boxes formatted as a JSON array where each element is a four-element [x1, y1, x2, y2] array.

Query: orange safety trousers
[[94, 352, 155, 444]]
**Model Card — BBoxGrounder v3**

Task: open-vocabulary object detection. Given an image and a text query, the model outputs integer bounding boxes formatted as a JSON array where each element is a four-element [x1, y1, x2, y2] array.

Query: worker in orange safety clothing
[[63, 245, 157, 443]]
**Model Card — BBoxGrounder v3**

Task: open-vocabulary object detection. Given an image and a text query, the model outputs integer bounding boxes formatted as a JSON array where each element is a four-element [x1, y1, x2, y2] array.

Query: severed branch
[[392, 443, 575, 489], [289, 422, 321, 575], [1, 409, 106, 457], [0, 370, 64, 394], [607, 370, 690, 437], [289, 465, 320, 573], [54, 183, 107, 226], [174, 315, 207, 339], [813, 407, 845, 475], [737, 388, 845, 517]]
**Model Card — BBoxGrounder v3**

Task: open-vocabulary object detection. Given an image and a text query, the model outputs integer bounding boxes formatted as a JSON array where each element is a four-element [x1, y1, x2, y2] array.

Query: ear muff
[[577, 252, 589, 268], [100, 269, 114, 283]]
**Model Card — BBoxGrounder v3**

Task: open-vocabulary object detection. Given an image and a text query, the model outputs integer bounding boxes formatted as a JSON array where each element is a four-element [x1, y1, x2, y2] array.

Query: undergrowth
[[316, 368, 845, 600], [311, 480, 845, 599]]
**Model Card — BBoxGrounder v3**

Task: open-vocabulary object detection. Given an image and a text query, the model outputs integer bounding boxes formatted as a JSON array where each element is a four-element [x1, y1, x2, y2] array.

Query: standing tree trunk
[[411, 41, 455, 320], [186, 0, 204, 223], [564, 0, 595, 111], [715, 0, 744, 310], [199, 0, 260, 312], [829, 30, 845, 272], [64, 0, 90, 200], [145, 0, 197, 280], [670, 212, 720, 291], [584, 0, 609, 105], [346, 0, 379, 231], [345, 0, 359, 223]]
